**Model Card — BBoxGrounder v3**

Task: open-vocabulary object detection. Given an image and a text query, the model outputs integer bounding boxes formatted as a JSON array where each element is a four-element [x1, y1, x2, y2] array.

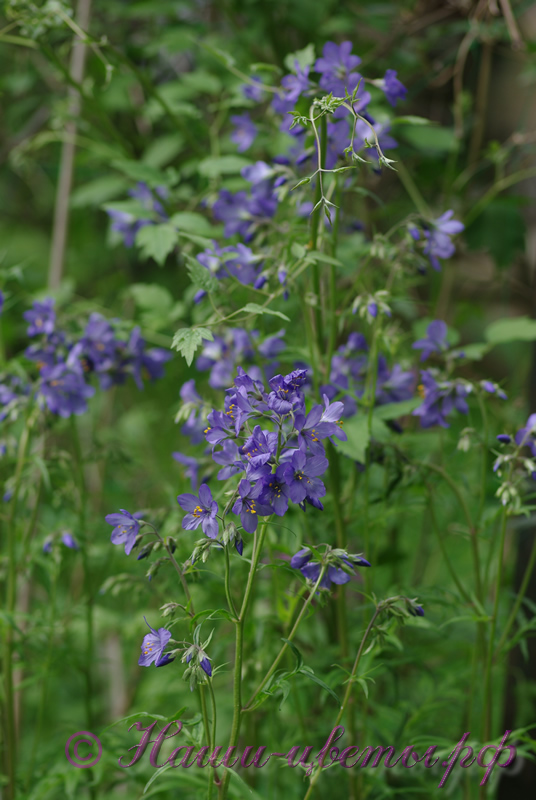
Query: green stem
[[219, 520, 269, 799], [309, 112, 327, 357], [303, 599, 386, 800], [3, 415, 33, 800], [224, 546, 238, 620], [207, 679, 218, 799], [481, 506, 508, 756], [494, 523, 536, 657], [243, 565, 327, 710]]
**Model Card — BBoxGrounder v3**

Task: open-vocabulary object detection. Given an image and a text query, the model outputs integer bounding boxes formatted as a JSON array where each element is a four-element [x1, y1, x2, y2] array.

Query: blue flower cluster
[[0, 298, 172, 420], [177, 367, 347, 537]]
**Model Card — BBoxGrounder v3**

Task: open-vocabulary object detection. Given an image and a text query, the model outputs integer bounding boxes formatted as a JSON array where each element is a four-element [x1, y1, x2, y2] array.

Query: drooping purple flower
[[106, 509, 142, 555], [232, 478, 272, 534], [412, 320, 449, 361], [61, 532, 79, 550], [200, 657, 212, 677], [139, 617, 173, 667], [177, 483, 219, 539], [382, 69, 407, 107], [291, 548, 371, 589], [23, 298, 56, 337], [481, 380, 507, 400], [514, 413, 536, 457], [230, 113, 258, 152], [423, 211, 464, 271]]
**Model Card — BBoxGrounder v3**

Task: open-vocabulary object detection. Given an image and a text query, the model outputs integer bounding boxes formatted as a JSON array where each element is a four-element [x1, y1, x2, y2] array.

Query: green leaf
[[172, 327, 214, 366], [130, 283, 173, 313], [281, 638, 304, 671], [307, 250, 344, 267], [135, 224, 178, 266], [169, 212, 213, 236], [142, 134, 184, 168], [177, 231, 214, 249], [485, 316, 536, 344], [185, 257, 219, 293], [70, 176, 128, 208], [298, 666, 340, 705], [336, 415, 389, 463], [112, 159, 170, 187], [458, 342, 490, 361], [198, 155, 252, 178], [284, 43, 316, 72], [372, 398, 421, 421], [391, 116, 433, 126], [356, 677, 369, 698], [241, 303, 290, 321], [398, 125, 457, 154]]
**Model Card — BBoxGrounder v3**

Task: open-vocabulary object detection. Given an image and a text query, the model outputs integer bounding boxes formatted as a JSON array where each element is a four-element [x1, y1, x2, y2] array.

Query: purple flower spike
[[139, 618, 173, 667], [177, 483, 219, 539], [106, 509, 141, 555]]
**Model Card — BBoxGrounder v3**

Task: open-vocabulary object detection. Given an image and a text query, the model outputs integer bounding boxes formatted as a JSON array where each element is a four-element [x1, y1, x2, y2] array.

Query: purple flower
[[423, 211, 464, 271], [315, 41, 362, 97], [232, 478, 272, 534], [61, 532, 79, 550], [200, 657, 212, 677], [514, 413, 536, 456], [375, 359, 415, 406], [230, 113, 257, 152], [172, 452, 200, 491], [382, 69, 407, 107], [0, 291, 4, 315], [213, 440, 245, 481], [241, 425, 278, 467], [177, 483, 219, 539], [37, 362, 95, 418], [242, 77, 265, 102], [280, 63, 311, 104], [139, 617, 173, 667], [481, 380, 507, 400], [259, 468, 291, 516], [106, 509, 141, 555], [291, 548, 371, 589], [281, 449, 328, 505], [412, 370, 470, 428], [412, 320, 449, 361], [23, 298, 56, 337]]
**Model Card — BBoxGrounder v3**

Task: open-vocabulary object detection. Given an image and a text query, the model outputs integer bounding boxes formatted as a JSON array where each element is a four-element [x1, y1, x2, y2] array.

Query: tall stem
[[244, 566, 326, 710], [3, 417, 32, 800], [303, 600, 386, 800], [309, 113, 327, 358], [219, 520, 269, 799]]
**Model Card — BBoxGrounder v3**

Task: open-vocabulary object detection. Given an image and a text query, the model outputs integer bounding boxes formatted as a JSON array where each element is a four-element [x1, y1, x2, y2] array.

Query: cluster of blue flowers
[[176, 366, 348, 539], [0, 298, 172, 421]]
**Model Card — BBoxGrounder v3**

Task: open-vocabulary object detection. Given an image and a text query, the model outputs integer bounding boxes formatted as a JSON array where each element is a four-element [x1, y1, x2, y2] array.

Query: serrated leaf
[[171, 327, 214, 366], [185, 257, 219, 293], [135, 224, 178, 266], [241, 303, 290, 321]]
